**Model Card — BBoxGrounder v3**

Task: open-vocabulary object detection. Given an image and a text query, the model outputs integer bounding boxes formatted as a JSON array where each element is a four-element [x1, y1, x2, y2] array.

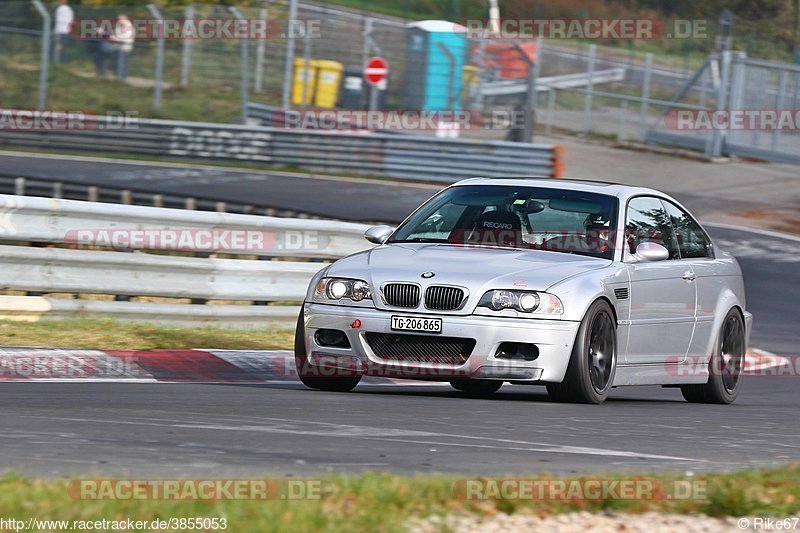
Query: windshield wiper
[[388, 237, 450, 243]]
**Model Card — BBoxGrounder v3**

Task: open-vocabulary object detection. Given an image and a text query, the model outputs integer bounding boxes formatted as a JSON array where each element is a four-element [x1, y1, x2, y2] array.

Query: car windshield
[[389, 184, 619, 260]]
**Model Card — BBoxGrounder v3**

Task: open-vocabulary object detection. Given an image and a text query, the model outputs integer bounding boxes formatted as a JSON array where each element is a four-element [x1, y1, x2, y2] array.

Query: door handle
[[682, 271, 696, 281]]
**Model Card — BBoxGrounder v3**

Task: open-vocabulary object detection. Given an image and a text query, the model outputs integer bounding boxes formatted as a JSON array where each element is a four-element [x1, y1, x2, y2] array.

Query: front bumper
[[303, 303, 580, 382]]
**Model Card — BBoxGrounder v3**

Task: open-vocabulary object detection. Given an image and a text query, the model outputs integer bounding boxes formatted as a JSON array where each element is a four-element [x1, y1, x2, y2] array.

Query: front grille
[[383, 283, 420, 308], [424, 286, 466, 310], [365, 332, 475, 365]]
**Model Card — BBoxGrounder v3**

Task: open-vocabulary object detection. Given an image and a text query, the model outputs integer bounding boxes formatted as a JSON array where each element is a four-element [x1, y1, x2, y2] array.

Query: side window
[[662, 201, 712, 258], [625, 197, 680, 259]]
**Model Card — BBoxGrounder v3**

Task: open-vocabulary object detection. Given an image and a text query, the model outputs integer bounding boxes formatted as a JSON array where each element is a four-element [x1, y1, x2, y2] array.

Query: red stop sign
[[365, 56, 389, 85]]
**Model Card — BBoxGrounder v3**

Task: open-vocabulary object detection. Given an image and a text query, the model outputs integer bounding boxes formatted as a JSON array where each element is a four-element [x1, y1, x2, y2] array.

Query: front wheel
[[547, 300, 617, 404], [450, 379, 503, 396], [294, 308, 361, 392], [681, 309, 744, 404]]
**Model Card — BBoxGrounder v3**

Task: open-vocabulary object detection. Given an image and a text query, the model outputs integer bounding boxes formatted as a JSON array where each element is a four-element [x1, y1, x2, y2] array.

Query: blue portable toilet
[[404, 21, 467, 111]]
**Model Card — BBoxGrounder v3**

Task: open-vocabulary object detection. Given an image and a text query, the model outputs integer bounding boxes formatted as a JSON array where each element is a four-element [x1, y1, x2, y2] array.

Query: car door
[[623, 196, 696, 364], [661, 200, 718, 360]]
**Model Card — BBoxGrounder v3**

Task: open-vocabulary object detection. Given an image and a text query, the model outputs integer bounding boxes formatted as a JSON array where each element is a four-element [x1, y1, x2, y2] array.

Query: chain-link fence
[[1, 1, 295, 121], [1, 1, 698, 122], [1, 1, 798, 164]]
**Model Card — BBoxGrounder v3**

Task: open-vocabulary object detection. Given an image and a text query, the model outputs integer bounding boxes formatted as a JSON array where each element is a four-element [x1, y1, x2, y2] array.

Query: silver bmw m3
[[295, 178, 753, 404]]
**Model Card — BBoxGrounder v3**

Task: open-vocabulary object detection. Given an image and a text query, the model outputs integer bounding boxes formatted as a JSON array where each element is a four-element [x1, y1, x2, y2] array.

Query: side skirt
[[612, 362, 709, 386]]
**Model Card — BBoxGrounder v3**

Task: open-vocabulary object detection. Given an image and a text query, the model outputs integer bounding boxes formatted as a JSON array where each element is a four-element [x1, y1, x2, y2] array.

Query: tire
[[449, 379, 503, 396], [547, 300, 617, 404], [294, 307, 361, 392], [681, 309, 744, 405]]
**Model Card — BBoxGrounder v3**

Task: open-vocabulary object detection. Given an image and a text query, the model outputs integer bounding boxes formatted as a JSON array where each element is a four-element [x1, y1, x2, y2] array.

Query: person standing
[[111, 14, 135, 80], [53, 0, 74, 63], [90, 24, 111, 77]]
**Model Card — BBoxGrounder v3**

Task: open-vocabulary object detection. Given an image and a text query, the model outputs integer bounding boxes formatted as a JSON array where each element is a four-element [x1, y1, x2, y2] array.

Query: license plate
[[391, 315, 442, 334]]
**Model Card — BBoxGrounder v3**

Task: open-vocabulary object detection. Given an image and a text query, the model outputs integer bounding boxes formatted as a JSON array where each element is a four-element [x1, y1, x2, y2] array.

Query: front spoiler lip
[[307, 352, 545, 381]]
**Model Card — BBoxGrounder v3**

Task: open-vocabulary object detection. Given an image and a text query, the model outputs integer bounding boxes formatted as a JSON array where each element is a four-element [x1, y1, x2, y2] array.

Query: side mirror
[[634, 242, 670, 262], [364, 225, 394, 245]]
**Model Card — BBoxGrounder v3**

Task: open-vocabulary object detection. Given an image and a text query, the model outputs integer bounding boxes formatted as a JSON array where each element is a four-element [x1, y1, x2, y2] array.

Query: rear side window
[[625, 196, 680, 259], [662, 201, 712, 258]]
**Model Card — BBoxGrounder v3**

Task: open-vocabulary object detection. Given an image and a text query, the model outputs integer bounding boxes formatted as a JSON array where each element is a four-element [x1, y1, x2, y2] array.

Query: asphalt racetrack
[[1, 153, 798, 477]]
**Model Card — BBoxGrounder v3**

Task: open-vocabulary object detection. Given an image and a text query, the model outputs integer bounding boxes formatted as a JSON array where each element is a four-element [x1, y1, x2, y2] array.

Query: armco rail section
[[0, 194, 372, 328], [0, 115, 564, 181]]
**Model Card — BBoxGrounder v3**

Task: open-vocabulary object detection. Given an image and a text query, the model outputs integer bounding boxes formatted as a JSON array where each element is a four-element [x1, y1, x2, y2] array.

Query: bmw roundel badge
[[421, 272, 435, 279]]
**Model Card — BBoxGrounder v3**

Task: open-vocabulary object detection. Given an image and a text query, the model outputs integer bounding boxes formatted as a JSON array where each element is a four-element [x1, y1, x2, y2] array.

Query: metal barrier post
[[253, 7, 267, 93], [508, 43, 536, 142], [582, 44, 596, 134], [363, 22, 382, 112], [302, 32, 312, 107], [617, 100, 628, 142], [545, 89, 556, 135], [147, 4, 165, 111], [31, 0, 50, 110], [229, 7, 250, 122], [531, 37, 542, 109], [180, 4, 194, 87], [473, 36, 488, 112], [772, 70, 787, 152], [708, 50, 732, 158], [362, 18, 373, 80], [724, 52, 746, 153], [435, 42, 456, 110], [281, 0, 299, 109], [638, 53, 653, 141]]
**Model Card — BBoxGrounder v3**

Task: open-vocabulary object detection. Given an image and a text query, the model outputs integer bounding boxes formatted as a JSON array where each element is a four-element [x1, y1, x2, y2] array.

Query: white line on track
[[702, 221, 800, 243], [26, 415, 701, 462]]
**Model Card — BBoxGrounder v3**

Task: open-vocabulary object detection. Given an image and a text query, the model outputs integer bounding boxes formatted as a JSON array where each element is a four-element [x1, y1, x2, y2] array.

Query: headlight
[[478, 290, 563, 315], [315, 277, 372, 302]]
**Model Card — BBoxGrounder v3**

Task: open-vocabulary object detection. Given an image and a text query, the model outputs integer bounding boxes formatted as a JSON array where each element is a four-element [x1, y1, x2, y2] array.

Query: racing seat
[[462, 209, 524, 248]]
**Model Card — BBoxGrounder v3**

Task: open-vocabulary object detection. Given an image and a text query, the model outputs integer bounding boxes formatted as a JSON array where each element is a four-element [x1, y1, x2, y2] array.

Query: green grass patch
[[0, 318, 293, 350], [0, 467, 798, 532]]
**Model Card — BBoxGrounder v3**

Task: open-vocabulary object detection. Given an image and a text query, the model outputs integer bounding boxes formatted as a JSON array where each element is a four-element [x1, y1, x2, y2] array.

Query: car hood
[[327, 243, 610, 296]]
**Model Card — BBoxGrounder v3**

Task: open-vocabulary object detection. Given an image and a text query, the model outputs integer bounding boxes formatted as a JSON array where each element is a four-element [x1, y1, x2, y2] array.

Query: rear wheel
[[294, 308, 361, 392], [681, 309, 744, 404], [547, 300, 616, 404], [450, 379, 503, 396]]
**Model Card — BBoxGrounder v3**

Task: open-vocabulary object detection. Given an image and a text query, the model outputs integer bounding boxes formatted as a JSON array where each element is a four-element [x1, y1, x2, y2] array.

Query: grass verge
[[1, 467, 798, 532], [0, 318, 294, 350]]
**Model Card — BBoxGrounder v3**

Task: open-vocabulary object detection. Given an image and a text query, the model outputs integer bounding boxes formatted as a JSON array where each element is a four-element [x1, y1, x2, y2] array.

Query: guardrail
[[0, 113, 564, 181], [482, 68, 627, 97], [0, 194, 373, 328]]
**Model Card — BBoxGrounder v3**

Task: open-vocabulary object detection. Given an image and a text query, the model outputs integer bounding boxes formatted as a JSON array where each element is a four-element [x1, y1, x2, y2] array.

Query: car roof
[[453, 177, 668, 201]]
